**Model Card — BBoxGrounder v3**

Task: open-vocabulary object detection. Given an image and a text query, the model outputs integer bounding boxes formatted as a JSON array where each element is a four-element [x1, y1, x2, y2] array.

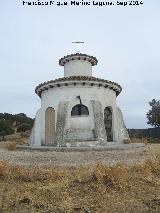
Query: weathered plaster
[[29, 53, 129, 147], [55, 101, 69, 146], [91, 100, 107, 145]]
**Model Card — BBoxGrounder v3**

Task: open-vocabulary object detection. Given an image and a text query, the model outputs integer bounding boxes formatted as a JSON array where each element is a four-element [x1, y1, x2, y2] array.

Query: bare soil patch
[[0, 142, 159, 166]]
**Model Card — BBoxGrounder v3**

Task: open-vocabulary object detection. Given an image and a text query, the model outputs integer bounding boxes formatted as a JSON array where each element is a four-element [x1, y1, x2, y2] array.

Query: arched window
[[71, 104, 89, 116]]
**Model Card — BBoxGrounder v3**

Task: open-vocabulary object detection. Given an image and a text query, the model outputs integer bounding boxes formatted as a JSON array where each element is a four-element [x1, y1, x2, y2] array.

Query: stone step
[[65, 140, 99, 147]]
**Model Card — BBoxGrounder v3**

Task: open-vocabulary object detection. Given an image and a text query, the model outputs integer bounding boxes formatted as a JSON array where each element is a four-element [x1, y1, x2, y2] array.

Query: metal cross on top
[[72, 41, 84, 53]]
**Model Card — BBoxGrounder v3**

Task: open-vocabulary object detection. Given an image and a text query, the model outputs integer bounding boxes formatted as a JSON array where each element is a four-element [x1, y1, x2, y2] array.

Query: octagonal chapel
[[30, 52, 129, 147]]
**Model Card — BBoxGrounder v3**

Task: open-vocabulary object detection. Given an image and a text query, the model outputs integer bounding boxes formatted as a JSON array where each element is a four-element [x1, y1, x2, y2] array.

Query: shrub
[[0, 160, 8, 177], [0, 119, 15, 140], [17, 123, 32, 132], [91, 161, 126, 187], [129, 138, 148, 144], [149, 137, 160, 144], [5, 142, 17, 151]]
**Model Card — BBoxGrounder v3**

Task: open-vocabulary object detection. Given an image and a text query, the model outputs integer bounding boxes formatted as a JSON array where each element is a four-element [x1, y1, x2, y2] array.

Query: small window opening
[[71, 104, 89, 116]]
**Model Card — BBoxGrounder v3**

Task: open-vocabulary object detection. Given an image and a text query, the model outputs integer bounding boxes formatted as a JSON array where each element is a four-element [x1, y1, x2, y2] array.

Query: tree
[[15, 113, 33, 126], [0, 119, 15, 141], [146, 99, 160, 127], [17, 123, 32, 132], [0, 112, 34, 126]]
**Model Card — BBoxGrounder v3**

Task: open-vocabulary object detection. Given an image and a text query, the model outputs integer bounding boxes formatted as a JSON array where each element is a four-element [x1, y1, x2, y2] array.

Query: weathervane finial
[[72, 41, 84, 53]]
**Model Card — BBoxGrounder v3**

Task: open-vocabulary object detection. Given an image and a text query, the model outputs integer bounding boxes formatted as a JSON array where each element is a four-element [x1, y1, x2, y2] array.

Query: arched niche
[[104, 107, 113, 142], [45, 107, 55, 146], [71, 104, 89, 116]]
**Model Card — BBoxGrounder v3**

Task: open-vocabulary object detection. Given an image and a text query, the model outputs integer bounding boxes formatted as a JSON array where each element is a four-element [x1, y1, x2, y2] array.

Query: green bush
[[148, 137, 160, 144], [17, 123, 32, 132], [0, 119, 15, 140]]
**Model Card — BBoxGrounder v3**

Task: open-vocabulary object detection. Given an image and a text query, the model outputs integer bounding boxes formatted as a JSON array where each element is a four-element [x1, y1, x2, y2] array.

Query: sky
[[0, 0, 160, 128]]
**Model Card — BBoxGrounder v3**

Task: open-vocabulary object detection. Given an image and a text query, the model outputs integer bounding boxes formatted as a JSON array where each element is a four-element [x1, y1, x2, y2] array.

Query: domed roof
[[59, 53, 98, 66]]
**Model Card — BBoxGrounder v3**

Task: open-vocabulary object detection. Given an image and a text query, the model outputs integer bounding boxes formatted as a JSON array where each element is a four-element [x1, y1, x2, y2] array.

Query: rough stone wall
[[91, 100, 107, 145], [29, 108, 42, 146], [29, 124, 34, 146], [55, 101, 69, 146], [65, 99, 95, 142], [65, 128, 95, 141], [104, 107, 113, 142], [116, 107, 129, 142]]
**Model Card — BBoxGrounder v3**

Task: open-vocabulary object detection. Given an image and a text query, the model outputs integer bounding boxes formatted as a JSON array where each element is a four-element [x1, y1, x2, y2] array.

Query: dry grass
[[5, 142, 17, 151], [0, 158, 160, 213], [4, 138, 28, 151], [0, 132, 29, 151], [0, 137, 160, 212], [124, 138, 149, 145]]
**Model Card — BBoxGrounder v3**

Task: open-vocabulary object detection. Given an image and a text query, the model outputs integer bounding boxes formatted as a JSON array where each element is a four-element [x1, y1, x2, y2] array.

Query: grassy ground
[[0, 156, 160, 213], [0, 137, 160, 212]]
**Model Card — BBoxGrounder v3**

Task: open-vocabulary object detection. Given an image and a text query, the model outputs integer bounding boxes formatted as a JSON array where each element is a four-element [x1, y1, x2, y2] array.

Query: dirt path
[[0, 143, 160, 166]]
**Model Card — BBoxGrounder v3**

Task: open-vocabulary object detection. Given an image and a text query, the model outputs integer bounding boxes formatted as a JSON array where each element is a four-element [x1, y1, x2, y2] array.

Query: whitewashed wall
[[64, 60, 92, 77], [30, 84, 123, 146]]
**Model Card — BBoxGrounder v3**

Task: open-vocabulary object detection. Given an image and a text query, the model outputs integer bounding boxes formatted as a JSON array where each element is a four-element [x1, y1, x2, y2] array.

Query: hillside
[[0, 113, 33, 140], [0, 113, 34, 127]]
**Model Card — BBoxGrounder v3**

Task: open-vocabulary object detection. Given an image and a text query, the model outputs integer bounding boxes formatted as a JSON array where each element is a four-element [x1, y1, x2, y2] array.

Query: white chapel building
[[30, 52, 129, 147]]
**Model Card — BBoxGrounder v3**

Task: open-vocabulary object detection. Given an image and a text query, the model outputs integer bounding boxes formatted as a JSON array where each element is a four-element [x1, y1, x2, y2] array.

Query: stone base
[[17, 143, 145, 152], [65, 140, 99, 147]]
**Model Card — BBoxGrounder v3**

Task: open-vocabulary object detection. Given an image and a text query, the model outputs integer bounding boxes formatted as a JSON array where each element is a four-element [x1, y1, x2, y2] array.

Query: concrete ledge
[[16, 143, 145, 152]]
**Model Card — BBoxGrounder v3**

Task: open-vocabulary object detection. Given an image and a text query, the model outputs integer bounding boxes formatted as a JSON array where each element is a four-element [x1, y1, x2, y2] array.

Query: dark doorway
[[104, 107, 113, 142]]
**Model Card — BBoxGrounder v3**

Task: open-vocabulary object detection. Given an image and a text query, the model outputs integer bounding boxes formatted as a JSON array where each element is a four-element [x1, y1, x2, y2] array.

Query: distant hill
[[128, 128, 160, 140], [0, 113, 34, 134]]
